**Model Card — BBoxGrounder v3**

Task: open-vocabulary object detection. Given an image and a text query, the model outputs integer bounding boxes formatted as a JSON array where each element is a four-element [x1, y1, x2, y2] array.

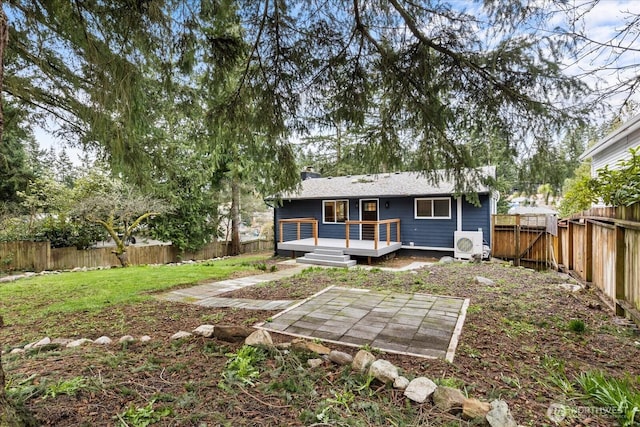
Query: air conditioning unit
[[454, 231, 483, 260]]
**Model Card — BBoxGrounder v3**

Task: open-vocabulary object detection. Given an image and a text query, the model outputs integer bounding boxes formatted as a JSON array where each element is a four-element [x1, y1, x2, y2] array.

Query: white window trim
[[322, 199, 349, 224], [414, 197, 451, 219]]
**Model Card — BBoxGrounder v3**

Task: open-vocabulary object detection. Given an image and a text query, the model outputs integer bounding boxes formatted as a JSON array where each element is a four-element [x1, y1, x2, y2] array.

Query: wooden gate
[[491, 214, 556, 270]]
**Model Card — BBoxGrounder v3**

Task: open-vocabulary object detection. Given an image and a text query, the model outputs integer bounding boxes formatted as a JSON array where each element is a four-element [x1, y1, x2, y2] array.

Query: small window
[[415, 198, 451, 219], [323, 200, 349, 223]]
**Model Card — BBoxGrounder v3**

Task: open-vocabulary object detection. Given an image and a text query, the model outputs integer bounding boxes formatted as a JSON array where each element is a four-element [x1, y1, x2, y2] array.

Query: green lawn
[[0, 254, 271, 325]]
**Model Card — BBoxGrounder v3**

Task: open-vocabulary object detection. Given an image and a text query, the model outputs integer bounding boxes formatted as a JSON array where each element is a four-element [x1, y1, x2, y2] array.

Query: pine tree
[[0, 101, 40, 215]]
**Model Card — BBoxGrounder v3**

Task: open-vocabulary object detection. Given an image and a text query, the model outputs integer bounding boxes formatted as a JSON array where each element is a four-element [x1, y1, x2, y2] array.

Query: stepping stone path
[[158, 266, 306, 309]]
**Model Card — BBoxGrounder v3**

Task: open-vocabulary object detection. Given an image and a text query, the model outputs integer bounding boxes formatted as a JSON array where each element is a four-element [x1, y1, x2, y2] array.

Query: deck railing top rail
[[344, 219, 400, 225], [278, 217, 317, 223]]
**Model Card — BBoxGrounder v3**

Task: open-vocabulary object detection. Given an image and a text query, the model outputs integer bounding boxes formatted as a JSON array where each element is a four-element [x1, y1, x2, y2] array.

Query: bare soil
[[2, 257, 639, 426]]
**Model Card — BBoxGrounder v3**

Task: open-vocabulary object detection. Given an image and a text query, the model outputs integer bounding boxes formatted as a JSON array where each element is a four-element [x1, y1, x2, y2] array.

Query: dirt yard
[[2, 258, 639, 426]]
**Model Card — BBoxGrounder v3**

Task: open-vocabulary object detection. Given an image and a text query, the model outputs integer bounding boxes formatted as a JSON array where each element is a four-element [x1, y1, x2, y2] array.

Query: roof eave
[[580, 113, 640, 160]]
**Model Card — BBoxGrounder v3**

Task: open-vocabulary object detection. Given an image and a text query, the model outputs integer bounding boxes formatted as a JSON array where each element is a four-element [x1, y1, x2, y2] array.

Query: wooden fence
[[491, 214, 557, 270], [0, 239, 273, 273], [557, 203, 640, 321]]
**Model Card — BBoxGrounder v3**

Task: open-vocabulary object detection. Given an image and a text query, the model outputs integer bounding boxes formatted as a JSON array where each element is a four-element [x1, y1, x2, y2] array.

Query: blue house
[[272, 167, 497, 265]]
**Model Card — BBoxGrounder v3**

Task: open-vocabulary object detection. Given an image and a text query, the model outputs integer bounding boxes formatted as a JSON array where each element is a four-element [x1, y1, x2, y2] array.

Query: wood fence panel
[[0, 241, 50, 272], [572, 223, 586, 280], [183, 241, 229, 261], [127, 245, 176, 266], [491, 215, 555, 268], [591, 223, 616, 305], [491, 228, 517, 258], [1, 238, 274, 273], [559, 202, 640, 324], [625, 229, 640, 310], [240, 239, 272, 254], [50, 247, 119, 270], [623, 204, 640, 222], [518, 228, 549, 260]]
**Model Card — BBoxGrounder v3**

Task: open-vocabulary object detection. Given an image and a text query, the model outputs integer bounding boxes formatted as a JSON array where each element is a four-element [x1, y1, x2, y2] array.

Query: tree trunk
[[230, 179, 241, 255], [0, 4, 21, 424], [1, 317, 23, 426], [112, 239, 130, 267], [0, 2, 5, 140], [116, 251, 129, 267]]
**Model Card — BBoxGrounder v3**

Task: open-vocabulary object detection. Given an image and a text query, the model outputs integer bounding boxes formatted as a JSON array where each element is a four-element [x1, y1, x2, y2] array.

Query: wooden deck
[[277, 238, 402, 257]]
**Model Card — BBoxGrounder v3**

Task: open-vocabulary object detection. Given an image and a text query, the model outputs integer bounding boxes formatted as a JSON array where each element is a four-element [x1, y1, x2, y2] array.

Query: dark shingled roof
[[277, 166, 496, 200]]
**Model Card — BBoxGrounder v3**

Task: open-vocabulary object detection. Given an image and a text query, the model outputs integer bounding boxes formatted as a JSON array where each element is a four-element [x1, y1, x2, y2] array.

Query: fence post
[[615, 225, 626, 317], [567, 221, 574, 271], [555, 225, 562, 268], [491, 215, 495, 255], [514, 215, 521, 267], [585, 220, 593, 282]]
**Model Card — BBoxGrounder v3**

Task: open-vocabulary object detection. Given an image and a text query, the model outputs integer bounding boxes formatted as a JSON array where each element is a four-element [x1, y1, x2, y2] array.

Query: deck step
[[313, 249, 345, 256], [303, 253, 352, 262], [296, 256, 357, 268]]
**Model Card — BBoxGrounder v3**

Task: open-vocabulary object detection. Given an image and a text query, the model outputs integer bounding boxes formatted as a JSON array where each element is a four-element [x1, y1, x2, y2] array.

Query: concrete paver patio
[[257, 286, 469, 362], [159, 261, 469, 362]]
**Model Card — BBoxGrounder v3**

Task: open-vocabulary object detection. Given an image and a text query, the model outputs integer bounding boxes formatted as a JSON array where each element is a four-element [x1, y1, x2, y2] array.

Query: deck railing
[[278, 218, 318, 246], [345, 219, 401, 250], [277, 218, 400, 250]]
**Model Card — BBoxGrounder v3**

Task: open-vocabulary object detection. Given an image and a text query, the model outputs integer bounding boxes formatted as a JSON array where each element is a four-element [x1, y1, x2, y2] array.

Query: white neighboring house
[[580, 112, 640, 177]]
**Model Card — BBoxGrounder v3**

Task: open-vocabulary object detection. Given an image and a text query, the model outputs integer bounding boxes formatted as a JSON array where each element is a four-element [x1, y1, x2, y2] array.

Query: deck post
[[279, 221, 284, 243], [313, 221, 318, 246], [374, 225, 379, 250], [397, 220, 400, 244], [386, 223, 390, 246], [346, 224, 350, 248], [297, 222, 301, 240]]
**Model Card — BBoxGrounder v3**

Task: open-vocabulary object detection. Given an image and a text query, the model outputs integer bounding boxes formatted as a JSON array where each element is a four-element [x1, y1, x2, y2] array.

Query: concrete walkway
[[158, 265, 306, 309]]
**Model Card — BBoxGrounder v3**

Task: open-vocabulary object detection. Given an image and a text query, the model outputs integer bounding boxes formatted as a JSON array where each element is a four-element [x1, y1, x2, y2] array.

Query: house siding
[[389, 196, 457, 248], [461, 194, 492, 245], [276, 194, 491, 251], [276, 199, 354, 241], [591, 127, 640, 176]]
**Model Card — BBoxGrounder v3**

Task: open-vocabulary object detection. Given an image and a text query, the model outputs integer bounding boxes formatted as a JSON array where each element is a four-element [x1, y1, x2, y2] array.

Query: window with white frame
[[415, 197, 451, 219], [323, 200, 349, 223]]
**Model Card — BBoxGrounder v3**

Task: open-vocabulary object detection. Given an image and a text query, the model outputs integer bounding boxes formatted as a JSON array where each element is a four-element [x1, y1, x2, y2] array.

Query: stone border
[[446, 298, 470, 363]]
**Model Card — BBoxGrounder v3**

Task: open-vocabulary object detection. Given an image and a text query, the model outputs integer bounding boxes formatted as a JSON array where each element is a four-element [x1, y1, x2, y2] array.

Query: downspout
[[456, 197, 462, 231]]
